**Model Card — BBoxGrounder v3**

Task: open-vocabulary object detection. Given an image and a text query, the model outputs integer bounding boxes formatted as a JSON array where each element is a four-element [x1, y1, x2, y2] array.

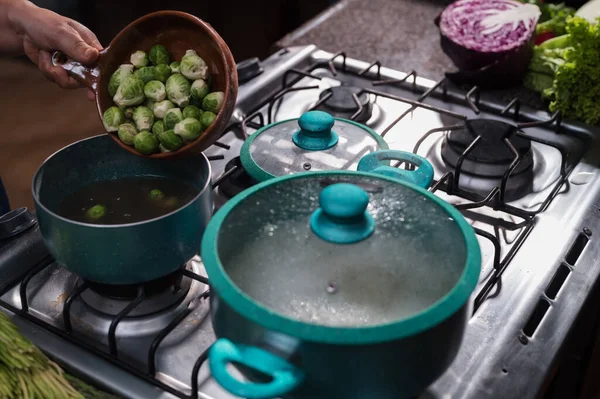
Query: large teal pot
[[202, 150, 481, 399], [32, 134, 213, 284]]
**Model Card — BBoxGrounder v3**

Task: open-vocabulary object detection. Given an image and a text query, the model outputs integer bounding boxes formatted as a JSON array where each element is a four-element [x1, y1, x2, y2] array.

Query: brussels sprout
[[199, 111, 217, 131], [143, 80, 166, 102], [152, 120, 165, 135], [113, 75, 145, 108], [117, 123, 137, 145], [108, 64, 134, 97], [133, 66, 156, 83], [174, 117, 202, 142], [134, 131, 159, 155], [202, 91, 224, 113], [102, 106, 125, 132], [180, 49, 208, 80], [132, 106, 155, 131], [190, 79, 209, 100], [183, 105, 203, 120], [149, 189, 165, 201], [158, 129, 184, 151], [86, 204, 106, 221], [169, 61, 180, 74], [124, 107, 135, 119], [149, 44, 170, 66], [130, 51, 148, 68], [164, 108, 183, 129], [159, 144, 171, 153], [153, 99, 175, 119], [165, 73, 191, 107], [154, 64, 171, 83]]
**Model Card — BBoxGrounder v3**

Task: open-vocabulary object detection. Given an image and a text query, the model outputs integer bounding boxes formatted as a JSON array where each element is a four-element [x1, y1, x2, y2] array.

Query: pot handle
[[51, 50, 103, 90], [357, 150, 434, 189], [209, 338, 304, 399]]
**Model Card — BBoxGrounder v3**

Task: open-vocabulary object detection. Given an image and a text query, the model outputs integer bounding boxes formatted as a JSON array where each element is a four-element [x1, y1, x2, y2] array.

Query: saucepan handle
[[209, 338, 304, 399], [51, 50, 103, 90], [357, 150, 434, 189]]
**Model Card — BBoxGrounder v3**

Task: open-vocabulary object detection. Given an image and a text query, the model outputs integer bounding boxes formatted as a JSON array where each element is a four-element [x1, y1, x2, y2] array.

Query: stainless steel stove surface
[[2, 45, 600, 399]]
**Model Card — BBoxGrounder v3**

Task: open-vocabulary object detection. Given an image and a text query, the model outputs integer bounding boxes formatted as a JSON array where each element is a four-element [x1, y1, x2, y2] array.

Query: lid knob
[[310, 183, 375, 244], [292, 111, 339, 151]]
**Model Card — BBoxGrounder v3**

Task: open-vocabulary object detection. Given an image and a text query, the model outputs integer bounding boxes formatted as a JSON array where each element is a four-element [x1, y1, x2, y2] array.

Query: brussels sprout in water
[[149, 189, 165, 201], [143, 80, 166, 102], [169, 62, 180, 74], [153, 99, 175, 119], [149, 44, 170, 66], [191, 79, 209, 100], [202, 91, 224, 113], [174, 118, 202, 142], [165, 73, 191, 107], [113, 75, 144, 108], [86, 204, 106, 221], [117, 123, 137, 145], [108, 64, 134, 97], [133, 106, 154, 131], [158, 129, 184, 151], [152, 120, 165, 135], [199, 111, 216, 131], [180, 49, 208, 80], [134, 131, 159, 155], [102, 106, 125, 132], [164, 108, 183, 130], [133, 66, 156, 83], [183, 105, 203, 120], [130, 51, 148, 68], [124, 107, 134, 119], [154, 64, 171, 83]]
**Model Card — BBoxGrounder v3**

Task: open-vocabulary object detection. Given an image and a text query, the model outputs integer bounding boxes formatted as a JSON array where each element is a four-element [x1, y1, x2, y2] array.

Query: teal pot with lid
[[202, 150, 481, 399], [240, 110, 388, 182]]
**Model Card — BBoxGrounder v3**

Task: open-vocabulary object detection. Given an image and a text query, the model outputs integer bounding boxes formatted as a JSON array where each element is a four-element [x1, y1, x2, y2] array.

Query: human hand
[[8, 1, 102, 101]]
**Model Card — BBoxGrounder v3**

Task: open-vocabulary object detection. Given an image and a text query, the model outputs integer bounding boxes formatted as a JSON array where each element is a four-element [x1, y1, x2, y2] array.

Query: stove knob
[[237, 58, 263, 84], [0, 207, 36, 240]]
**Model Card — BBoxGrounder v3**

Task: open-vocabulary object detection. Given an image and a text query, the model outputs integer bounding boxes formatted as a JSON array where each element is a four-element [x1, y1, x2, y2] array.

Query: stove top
[[3, 45, 600, 399]]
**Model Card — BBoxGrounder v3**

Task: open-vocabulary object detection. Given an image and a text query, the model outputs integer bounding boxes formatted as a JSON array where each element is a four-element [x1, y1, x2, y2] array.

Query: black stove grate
[[0, 257, 211, 399]]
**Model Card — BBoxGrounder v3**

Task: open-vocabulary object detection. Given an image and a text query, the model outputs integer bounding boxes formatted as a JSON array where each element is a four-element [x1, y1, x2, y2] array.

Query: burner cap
[[441, 119, 534, 178], [315, 86, 372, 123], [218, 156, 258, 199], [81, 266, 192, 316]]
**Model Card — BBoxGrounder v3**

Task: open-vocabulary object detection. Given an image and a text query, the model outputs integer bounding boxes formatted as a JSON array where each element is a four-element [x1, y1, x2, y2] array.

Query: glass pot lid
[[202, 154, 481, 344], [240, 110, 388, 182]]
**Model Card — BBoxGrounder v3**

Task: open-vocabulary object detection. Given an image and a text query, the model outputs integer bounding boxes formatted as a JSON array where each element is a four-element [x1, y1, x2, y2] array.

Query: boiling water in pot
[[58, 176, 198, 224], [218, 176, 468, 328]]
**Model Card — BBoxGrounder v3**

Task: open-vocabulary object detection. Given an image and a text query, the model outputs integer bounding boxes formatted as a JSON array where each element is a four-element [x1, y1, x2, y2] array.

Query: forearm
[[0, 0, 34, 55]]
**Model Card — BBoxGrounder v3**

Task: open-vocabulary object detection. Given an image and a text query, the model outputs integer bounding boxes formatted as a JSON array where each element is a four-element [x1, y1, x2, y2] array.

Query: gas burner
[[441, 119, 534, 178], [315, 85, 372, 123], [217, 156, 258, 199], [80, 263, 193, 317]]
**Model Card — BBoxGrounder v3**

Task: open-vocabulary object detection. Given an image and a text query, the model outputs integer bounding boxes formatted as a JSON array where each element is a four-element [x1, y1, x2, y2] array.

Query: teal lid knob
[[292, 111, 339, 151], [310, 183, 375, 244]]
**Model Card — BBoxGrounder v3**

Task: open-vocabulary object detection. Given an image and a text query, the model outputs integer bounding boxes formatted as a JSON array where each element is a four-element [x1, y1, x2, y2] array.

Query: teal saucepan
[[32, 134, 213, 284], [202, 150, 481, 399], [240, 110, 388, 182]]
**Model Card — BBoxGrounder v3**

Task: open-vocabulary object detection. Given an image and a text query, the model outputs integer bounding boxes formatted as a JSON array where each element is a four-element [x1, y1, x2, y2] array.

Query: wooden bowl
[[51, 10, 238, 159]]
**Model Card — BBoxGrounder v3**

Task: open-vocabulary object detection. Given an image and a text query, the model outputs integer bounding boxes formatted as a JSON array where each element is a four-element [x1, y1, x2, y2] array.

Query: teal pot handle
[[209, 338, 304, 399], [292, 111, 339, 151], [357, 150, 434, 189], [310, 183, 375, 244]]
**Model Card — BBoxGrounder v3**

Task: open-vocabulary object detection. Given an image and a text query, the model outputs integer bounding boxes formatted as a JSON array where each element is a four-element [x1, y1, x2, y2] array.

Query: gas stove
[[2, 45, 600, 399]]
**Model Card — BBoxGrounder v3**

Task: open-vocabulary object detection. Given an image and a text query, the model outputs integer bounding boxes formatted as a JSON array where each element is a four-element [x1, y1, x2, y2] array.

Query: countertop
[[275, 0, 546, 109]]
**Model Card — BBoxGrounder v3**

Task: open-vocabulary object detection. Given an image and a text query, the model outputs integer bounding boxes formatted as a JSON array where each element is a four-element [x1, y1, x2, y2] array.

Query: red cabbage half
[[437, 0, 541, 88]]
